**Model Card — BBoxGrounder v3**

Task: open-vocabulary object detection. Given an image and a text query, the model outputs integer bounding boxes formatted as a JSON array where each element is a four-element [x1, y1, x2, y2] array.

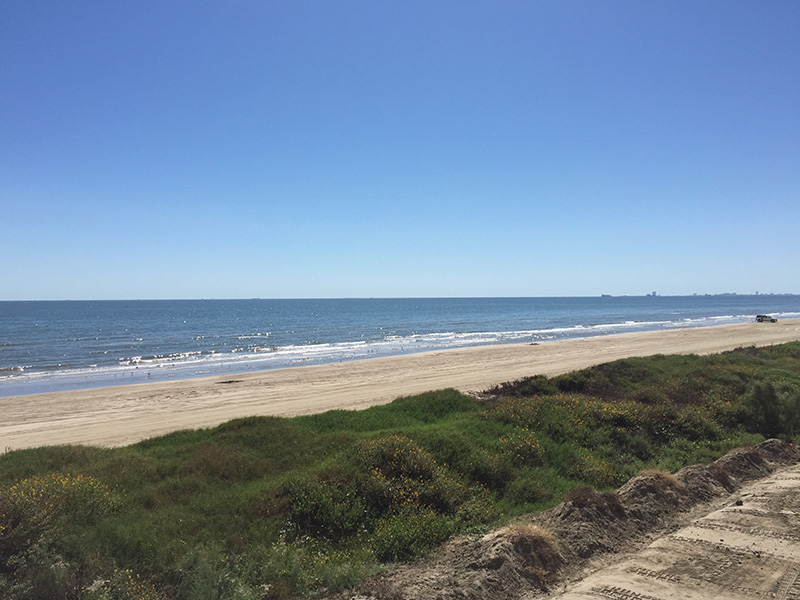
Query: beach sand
[[2, 319, 799, 451]]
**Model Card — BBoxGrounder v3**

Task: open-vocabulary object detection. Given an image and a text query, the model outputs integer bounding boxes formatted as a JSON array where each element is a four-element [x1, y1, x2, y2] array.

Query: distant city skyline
[[2, 2, 799, 300]]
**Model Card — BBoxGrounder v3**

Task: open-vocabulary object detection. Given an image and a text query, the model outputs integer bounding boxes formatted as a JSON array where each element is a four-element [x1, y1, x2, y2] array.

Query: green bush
[[352, 434, 471, 516], [0, 474, 118, 581], [371, 511, 454, 562], [453, 486, 495, 525], [482, 396, 544, 429], [463, 449, 513, 491], [783, 392, 800, 438], [643, 403, 680, 442], [609, 428, 653, 461], [572, 451, 616, 488], [83, 569, 167, 600], [498, 427, 545, 466], [554, 368, 614, 396], [486, 375, 558, 398], [284, 479, 366, 541], [744, 382, 783, 438], [352, 434, 437, 482], [743, 382, 800, 439], [0, 473, 120, 600], [676, 405, 723, 441], [503, 474, 555, 507]]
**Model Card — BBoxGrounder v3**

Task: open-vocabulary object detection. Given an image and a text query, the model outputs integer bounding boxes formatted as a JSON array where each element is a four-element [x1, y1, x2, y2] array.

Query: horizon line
[[2, 292, 798, 302]]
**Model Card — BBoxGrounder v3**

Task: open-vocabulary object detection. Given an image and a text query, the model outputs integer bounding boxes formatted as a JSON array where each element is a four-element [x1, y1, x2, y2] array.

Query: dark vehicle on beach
[[756, 314, 778, 323]]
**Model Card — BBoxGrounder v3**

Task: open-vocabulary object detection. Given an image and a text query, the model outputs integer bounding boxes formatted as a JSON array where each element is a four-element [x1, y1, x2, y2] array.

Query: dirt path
[[346, 440, 800, 600], [546, 461, 800, 600]]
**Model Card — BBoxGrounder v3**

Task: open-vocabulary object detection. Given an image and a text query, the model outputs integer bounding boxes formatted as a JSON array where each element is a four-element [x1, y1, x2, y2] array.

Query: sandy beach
[[2, 319, 799, 451]]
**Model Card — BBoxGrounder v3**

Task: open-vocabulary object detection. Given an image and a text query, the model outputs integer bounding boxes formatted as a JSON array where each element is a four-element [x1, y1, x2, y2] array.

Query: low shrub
[[83, 569, 168, 600], [676, 405, 723, 441], [482, 396, 545, 429], [609, 428, 653, 461], [352, 435, 437, 482], [486, 375, 558, 398], [0, 473, 118, 578], [284, 479, 366, 541], [503, 475, 555, 507], [352, 434, 483, 518], [591, 400, 642, 429], [454, 486, 495, 525], [743, 382, 800, 438], [284, 432, 495, 555], [643, 403, 680, 442], [553, 368, 613, 397], [463, 449, 513, 491], [571, 452, 616, 488], [371, 511, 454, 562], [498, 427, 545, 466], [783, 392, 800, 438]]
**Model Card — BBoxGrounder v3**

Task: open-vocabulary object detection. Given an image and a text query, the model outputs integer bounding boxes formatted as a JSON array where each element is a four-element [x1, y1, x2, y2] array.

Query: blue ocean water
[[1, 296, 798, 397]]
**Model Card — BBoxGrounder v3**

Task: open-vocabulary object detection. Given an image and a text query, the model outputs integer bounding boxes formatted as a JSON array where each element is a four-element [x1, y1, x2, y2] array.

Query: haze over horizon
[[2, 2, 799, 301]]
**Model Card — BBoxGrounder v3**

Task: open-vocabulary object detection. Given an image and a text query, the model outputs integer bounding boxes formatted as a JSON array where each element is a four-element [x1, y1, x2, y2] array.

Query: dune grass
[[2, 342, 800, 599]]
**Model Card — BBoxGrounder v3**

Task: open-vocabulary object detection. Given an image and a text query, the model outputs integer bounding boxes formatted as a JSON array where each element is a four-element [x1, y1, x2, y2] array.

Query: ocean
[[1, 296, 798, 397]]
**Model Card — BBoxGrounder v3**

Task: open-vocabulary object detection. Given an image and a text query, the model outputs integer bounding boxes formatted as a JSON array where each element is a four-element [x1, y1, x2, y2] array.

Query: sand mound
[[674, 463, 733, 500], [355, 524, 564, 600], [338, 439, 800, 600]]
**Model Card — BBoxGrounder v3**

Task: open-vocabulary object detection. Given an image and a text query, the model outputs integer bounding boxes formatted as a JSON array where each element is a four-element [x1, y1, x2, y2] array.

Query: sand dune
[[2, 319, 799, 451]]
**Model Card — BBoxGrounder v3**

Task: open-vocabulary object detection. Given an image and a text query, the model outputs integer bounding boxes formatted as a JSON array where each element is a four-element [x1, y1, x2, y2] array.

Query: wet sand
[[2, 319, 799, 451]]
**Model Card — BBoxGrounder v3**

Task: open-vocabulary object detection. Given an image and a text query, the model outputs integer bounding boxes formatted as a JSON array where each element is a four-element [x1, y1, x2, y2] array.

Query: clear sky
[[2, 1, 798, 300]]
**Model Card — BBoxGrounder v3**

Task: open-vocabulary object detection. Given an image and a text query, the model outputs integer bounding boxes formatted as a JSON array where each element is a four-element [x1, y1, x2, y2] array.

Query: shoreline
[[5, 298, 800, 399], [2, 319, 799, 451]]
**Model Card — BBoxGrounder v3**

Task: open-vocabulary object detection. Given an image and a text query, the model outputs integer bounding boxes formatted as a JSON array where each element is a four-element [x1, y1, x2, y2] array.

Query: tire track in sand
[[549, 462, 800, 600]]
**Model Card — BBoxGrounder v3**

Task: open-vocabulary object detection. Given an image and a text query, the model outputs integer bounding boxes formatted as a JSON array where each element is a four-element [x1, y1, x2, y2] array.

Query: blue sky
[[2, 1, 798, 300]]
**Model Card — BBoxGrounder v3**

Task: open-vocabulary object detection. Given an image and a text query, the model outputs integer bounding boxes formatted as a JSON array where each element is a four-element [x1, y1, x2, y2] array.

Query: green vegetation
[[2, 342, 800, 599]]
